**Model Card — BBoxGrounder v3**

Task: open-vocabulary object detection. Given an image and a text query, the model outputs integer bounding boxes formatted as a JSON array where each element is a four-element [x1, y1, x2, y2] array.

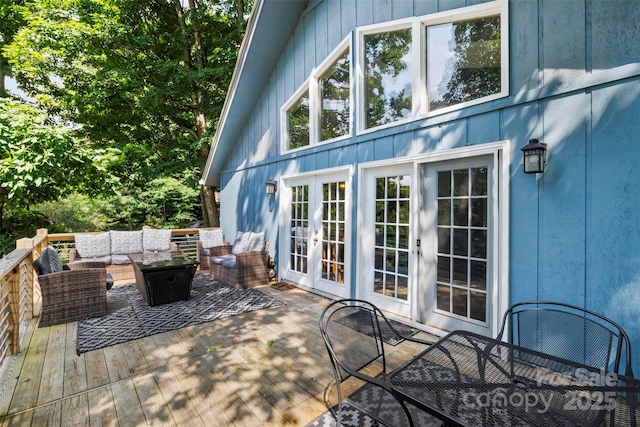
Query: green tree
[[0, 97, 103, 232], [4, 0, 249, 227]]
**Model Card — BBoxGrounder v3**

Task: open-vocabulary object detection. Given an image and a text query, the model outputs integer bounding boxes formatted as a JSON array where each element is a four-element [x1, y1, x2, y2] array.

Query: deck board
[[0, 277, 436, 426]]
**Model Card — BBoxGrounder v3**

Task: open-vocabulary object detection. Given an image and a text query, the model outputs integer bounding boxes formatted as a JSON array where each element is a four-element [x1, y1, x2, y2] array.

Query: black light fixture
[[265, 179, 277, 194], [521, 139, 548, 174]]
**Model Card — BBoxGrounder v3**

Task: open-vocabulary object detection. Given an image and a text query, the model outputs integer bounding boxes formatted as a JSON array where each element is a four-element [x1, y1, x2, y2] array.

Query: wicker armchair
[[208, 242, 270, 289], [34, 260, 108, 327]]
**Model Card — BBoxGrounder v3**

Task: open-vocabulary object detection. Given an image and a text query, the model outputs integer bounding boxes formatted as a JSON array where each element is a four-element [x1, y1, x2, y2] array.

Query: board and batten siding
[[218, 0, 640, 372]]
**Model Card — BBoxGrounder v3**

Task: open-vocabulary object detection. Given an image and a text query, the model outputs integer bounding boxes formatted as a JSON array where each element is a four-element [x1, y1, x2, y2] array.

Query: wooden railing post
[[8, 266, 21, 355], [16, 237, 38, 319]]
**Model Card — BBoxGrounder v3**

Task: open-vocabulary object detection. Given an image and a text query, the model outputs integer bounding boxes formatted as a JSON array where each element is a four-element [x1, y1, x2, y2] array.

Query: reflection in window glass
[[365, 29, 413, 129], [320, 50, 350, 141], [288, 90, 310, 149], [436, 167, 489, 323], [427, 16, 501, 111], [373, 175, 411, 300]]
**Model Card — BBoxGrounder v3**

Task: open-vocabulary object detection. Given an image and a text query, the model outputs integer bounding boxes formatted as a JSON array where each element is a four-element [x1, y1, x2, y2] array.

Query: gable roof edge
[[201, 0, 309, 187]]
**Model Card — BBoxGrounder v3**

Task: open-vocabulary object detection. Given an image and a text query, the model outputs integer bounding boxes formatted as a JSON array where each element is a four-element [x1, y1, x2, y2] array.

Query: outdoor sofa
[[69, 229, 177, 281]]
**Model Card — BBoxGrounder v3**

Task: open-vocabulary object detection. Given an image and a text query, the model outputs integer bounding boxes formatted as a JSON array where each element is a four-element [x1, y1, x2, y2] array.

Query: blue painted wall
[[217, 0, 640, 372]]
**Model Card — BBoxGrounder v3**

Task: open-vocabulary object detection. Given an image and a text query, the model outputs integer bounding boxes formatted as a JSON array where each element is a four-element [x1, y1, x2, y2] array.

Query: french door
[[418, 157, 494, 334], [280, 171, 351, 298]]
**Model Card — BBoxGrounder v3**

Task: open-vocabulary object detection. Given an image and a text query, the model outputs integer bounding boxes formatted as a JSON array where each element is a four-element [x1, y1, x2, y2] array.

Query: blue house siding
[[212, 0, 640, 372]]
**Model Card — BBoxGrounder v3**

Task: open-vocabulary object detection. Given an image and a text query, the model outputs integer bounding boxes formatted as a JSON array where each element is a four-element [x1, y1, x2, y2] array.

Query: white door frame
[[278, 166, 353, 299]]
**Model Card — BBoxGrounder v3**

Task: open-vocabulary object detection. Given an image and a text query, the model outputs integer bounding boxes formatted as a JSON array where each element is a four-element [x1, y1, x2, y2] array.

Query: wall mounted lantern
[[521, 139, 548, 174], [265, 180, 277, 194]]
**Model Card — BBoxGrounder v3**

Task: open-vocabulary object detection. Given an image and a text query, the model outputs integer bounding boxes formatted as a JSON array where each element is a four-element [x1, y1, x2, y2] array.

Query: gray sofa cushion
[[143, 228, 172, 252], [232, 231, 265, 254], [110, 230, 144, 255], [75, 232, 111, 258], [110, 255, 132, 265], [199, 229, 224, 249], [210, 254, 237, 269]]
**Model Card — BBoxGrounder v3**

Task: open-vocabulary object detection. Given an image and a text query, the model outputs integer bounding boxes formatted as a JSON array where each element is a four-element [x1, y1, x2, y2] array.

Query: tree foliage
[[0, 97, 103, 229], [3, 0, 249, 230]]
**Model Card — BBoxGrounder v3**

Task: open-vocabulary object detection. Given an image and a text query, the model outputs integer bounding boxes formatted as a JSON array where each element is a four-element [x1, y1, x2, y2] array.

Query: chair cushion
[[231, 231, 251, 254], [232, 231, 265, 254], [110, 255, 132, 265], [75, 232, 111, 258], [40, 246, 63, 275], [246, 231, 265, 252], [143, 228, 172, 252], [199, 229, 224, 249], [110, 230, 143, 255], [210, 254, 237, 269]]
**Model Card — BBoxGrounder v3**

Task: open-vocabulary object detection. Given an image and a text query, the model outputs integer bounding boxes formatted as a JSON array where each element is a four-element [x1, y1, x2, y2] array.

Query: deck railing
[[0, 227, 213, 372]]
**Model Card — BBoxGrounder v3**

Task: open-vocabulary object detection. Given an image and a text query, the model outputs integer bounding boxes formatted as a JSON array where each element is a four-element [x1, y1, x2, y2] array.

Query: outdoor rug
[[335, 309, 418, 346], [76, 274, 282, 355], [305, 381, 442, 427]]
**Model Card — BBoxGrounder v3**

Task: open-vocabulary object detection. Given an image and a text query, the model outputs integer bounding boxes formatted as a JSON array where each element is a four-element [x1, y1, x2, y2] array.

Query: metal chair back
[[497, 301, 634, 378], [319, 299, 442, 427]]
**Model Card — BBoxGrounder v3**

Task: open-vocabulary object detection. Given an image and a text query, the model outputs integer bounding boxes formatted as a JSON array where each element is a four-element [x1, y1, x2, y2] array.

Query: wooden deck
[[0, 275, 433, 426]]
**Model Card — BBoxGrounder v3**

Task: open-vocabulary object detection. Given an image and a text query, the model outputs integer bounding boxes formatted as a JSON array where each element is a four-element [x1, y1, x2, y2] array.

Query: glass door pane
[[372, 175, 411, 301], [290, 185, 309, 274], [436, 167, 488, 322], [321, 181, 346, 284]]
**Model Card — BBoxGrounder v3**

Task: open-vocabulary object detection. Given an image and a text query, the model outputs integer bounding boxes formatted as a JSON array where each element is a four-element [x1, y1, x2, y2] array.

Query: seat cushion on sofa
[[199, 229, 224, 249], [143, 228, 172, 252], [74, 255, 112, 264], [110, 230, 144, 255], [40, 246, 63, 275], [75, 232, 111, 258], [210, 254, 237, 269], [110, 255, 132, 265]]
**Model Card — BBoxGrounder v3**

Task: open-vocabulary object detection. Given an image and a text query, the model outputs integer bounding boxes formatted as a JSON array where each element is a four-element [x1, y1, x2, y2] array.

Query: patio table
[[388, 330, 640, 427]]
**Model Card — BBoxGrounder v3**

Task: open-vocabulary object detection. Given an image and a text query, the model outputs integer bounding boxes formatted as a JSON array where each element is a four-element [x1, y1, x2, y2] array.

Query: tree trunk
[[202, 186, 219, 227], [236, 0, 245, 38], [0, 193, 4, 231]]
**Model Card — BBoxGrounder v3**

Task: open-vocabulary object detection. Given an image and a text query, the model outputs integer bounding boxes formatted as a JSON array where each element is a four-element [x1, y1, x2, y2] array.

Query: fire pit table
[[128, 252, 199, 307]]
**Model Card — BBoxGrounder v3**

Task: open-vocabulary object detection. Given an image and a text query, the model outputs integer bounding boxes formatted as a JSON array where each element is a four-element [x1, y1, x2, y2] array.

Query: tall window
[[287, 90, 310, 149], [283, 37, 351, 152], [320, 51, 350, 141], [373, 176, 411, 300], [364, 28, 413, 129], [427, 16, 501, 111]]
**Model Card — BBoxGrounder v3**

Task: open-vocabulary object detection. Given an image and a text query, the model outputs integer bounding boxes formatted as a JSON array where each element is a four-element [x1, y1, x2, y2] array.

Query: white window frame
[[357, 0, 509, 134], [281, 35, 352, 154]]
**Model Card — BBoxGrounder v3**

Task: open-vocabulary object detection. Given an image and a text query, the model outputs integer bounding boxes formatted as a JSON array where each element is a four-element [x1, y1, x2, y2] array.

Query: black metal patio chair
[[319, 299, 443, 427], [497, 300, 634, 378]]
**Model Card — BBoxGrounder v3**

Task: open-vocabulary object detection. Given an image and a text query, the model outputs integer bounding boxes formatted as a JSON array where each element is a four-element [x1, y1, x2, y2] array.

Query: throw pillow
[[143, 228, 172, 252], [75, 232, 111, 258], [40, 246, 63, 275], [231, 231, 251, 255], [199, 229, 224, 249], [110, 230, 144, 255], [246, 231, 266, 252]]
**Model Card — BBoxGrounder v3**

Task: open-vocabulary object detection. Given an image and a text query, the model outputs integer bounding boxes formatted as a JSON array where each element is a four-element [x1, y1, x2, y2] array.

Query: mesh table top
[[388, 331, 640, 427]]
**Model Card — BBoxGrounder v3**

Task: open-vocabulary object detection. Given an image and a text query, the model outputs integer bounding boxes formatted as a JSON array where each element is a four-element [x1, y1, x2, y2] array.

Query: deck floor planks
[[131, 371, 175, 427], [0, 279, 437, 426], [8, 325, 50, 414], [151, 366, 206, 427], [60, 392, 90, 426], [87, 386, 118, 427], [102, 344, 131, 383], [84, 349, 111, 391], [110, 379, 146, 426], [63, 323, 88, 398], [167, 358, 235, 426]]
